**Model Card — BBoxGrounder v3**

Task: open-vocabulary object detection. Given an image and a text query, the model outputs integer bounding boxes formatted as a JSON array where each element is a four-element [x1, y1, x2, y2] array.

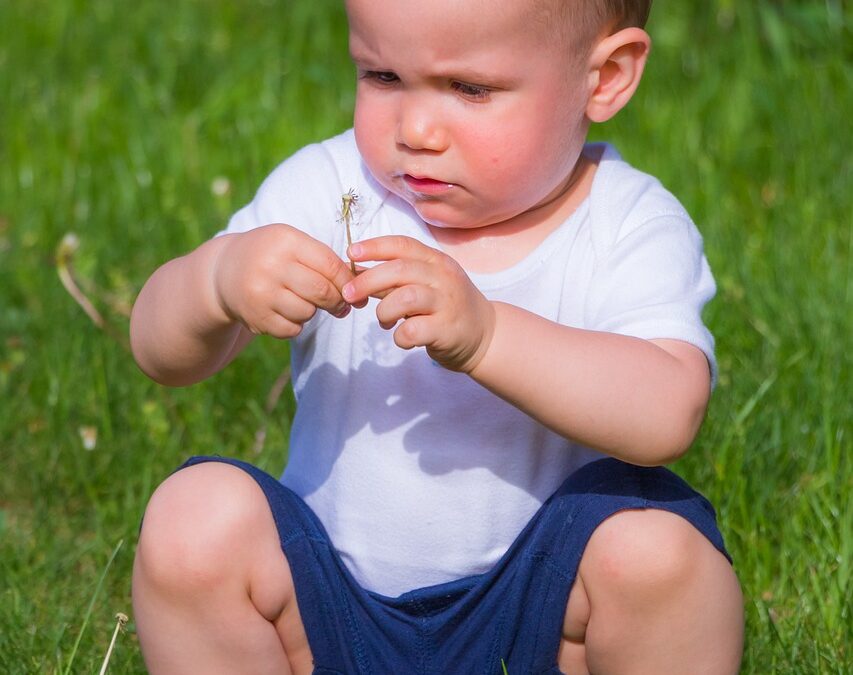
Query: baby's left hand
[[343, 236, 495, 373]]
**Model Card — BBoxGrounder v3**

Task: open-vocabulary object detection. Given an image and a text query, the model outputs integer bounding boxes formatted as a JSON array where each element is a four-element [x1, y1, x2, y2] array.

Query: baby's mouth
[[403, 174, 454, 194]]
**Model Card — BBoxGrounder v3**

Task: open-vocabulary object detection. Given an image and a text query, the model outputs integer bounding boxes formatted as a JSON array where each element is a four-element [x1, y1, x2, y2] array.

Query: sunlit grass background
[[0, 1, 849, 672]]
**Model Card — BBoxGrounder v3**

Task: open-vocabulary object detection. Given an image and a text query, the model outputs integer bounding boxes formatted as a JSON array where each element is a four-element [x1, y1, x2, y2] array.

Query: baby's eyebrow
[[351, 59, 510, 88], [415, 62, 517, 90], [349, 40, 513, 87], [433, 66, 503, 84], [349, 51, 385, 71]]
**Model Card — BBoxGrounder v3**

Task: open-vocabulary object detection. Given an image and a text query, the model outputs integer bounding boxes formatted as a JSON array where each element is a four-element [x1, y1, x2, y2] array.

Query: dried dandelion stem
[[98, 613, 128, 675], [55, 233, 130, 350], [341, 189, 358, 274]]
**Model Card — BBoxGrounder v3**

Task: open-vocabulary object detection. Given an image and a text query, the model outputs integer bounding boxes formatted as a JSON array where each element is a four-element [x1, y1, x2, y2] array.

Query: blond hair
[[596, 0, 652, 32], [539, 0, 652, 52]]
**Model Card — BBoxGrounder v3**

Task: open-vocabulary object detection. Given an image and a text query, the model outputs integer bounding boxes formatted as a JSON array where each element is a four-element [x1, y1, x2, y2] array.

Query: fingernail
[[335, 305, 351, 319], [349, 243, 363, 258], [342, 283, 355, 302]]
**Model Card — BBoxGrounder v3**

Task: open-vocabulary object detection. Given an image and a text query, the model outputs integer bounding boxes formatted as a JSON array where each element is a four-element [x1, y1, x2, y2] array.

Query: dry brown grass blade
[[253, 365, 292, 455], [56, 233, 130, 350]]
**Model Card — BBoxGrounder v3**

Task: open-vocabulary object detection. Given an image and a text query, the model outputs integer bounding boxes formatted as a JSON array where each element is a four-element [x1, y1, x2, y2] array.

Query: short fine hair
[[595, 0, 652, 33], [541, 0, 653, 53]]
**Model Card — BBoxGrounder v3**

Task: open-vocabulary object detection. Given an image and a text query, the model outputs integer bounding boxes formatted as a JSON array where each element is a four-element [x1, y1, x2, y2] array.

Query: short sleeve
[[219, 142, 343, 245], [585, 214, 717, 383]]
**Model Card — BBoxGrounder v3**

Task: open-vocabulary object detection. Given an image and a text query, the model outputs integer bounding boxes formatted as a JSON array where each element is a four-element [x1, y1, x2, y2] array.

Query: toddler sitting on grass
[[130, 0, 744, 672]]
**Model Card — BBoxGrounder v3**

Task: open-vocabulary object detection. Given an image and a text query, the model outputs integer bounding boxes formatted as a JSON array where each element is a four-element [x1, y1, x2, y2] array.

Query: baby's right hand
[[211, 223, 355, 338]]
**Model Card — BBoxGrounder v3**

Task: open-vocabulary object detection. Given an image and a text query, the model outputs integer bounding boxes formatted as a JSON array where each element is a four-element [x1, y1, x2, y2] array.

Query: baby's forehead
[[475, 0, 601, 47], [347, 0, 597, 61]]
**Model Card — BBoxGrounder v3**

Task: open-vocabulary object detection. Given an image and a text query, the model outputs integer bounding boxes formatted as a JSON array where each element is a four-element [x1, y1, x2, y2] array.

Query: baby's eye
[[360, 70, 399, 85], [451, 81, 491, 101]]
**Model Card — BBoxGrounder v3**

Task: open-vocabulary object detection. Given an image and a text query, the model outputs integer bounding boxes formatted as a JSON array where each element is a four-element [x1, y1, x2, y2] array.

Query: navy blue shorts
[[179, 456, 729, 674]]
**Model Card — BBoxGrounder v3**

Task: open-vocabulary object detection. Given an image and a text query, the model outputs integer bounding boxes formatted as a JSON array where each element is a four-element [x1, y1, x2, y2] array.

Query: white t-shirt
[[223, 129, 716, 596]]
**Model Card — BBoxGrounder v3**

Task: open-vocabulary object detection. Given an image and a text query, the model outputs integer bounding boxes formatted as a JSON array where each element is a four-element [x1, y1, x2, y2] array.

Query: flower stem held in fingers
[[341, 188, 359, 274]]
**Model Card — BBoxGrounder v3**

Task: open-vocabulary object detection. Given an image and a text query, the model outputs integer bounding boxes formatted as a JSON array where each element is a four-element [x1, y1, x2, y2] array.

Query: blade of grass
[[62, 539, 124, 675]]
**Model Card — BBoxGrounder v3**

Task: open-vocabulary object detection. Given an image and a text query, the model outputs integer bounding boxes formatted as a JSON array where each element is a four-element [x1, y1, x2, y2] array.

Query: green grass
[[0, 0, 849, 672]]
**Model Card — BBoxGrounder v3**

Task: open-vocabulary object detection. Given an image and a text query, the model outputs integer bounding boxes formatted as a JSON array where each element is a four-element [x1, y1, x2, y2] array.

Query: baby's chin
[[414, 201, 530, 234], [408, 199, 492, 232], [414, 209, 480, 231]]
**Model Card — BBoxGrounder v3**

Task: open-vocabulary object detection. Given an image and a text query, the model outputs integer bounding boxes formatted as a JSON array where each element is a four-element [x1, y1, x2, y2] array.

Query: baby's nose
[[395, 94, 449, 152]]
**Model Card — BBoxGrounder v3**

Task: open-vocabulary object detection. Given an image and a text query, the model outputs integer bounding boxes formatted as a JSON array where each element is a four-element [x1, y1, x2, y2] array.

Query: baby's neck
[[429, 148, 601, 275]]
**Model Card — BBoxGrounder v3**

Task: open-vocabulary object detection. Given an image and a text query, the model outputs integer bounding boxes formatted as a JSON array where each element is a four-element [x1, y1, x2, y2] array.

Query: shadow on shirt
[[285, 344, 583, 501]]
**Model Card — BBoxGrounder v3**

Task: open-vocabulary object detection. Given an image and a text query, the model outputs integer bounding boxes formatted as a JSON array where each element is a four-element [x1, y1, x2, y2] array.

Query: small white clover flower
[[211, 176, 231, 197], [78, 425, 98, 451]]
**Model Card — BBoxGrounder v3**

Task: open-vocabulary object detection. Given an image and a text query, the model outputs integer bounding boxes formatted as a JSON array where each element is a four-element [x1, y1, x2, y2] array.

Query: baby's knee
[[135, 462, 271, 590], [580, 508, 722, 603]]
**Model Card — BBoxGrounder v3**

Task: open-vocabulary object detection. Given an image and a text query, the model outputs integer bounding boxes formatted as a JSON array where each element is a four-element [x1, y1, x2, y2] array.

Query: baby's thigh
[[135, 461, 296, 618]]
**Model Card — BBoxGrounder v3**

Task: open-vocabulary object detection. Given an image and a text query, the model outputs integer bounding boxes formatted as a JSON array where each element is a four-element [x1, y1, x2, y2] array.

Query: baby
[[130, 0, 744, 672]]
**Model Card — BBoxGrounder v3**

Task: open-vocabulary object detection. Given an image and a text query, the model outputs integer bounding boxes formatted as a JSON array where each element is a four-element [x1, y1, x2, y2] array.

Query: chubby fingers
[[376, 284, 439, 330], [344, 236, 438, 304], [348, 235, 437, 264], [293, 239, 357, 315], [286, 263, 351, 318]]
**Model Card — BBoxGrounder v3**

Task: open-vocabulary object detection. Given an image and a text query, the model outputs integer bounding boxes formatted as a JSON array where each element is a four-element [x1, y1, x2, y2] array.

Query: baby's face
[[347, 0, 593, 231]]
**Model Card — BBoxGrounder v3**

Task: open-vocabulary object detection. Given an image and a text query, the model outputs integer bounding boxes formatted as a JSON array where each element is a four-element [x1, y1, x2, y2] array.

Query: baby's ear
[[586, 27, 651, 124]]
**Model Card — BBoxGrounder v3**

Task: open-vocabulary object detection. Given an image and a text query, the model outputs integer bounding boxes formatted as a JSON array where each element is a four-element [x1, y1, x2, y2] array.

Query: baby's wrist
[[198, 235, 239, 330], [462, 300, 498, 376]]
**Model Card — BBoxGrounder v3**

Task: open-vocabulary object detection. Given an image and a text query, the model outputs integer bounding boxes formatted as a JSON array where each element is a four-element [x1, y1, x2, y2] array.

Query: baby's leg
[[558, 509, 743, 675], [132, 462, 314, 674]]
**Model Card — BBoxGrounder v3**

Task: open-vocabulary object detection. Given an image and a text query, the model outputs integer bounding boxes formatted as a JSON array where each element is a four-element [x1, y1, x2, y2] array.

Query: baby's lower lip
[[403, 174, 454, 194]]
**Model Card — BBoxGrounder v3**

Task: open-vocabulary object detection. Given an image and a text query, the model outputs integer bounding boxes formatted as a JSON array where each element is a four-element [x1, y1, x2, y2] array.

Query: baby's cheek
[[354, 111, 390, 172]]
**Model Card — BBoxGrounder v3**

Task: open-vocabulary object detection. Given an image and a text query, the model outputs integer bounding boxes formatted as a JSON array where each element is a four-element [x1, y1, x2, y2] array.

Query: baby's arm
[[130, 224, 355, 386], [469, 303, 711, 466], [345, 236, 710, 467]]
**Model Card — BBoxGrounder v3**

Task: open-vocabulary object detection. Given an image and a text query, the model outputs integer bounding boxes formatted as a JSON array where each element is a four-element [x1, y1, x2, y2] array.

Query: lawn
[[0, 0, 849, 672]]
